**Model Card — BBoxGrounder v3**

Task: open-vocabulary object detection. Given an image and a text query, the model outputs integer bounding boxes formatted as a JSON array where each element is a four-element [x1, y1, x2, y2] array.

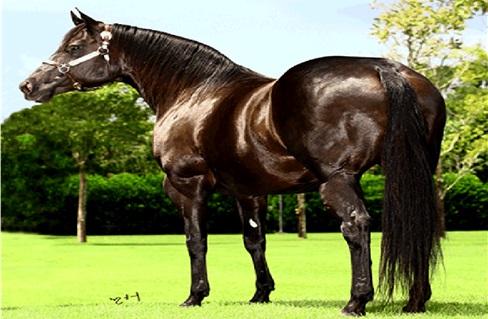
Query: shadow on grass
[[1, 303, 102, 312], [89, 242, 185, 246], [272, 299, 346, 309], [425, 301, 487, 317], [367, 300, 487, 316], [3, 300, 486, 317], [229, 299, 487, 317], [88, 241, 242, 247], [40, 235, 186, 246]]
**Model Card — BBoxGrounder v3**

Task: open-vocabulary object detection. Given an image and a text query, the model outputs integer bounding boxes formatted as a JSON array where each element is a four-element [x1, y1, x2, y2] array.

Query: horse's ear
[[71, 11, 84, 26], [75, 8, 103, 35]]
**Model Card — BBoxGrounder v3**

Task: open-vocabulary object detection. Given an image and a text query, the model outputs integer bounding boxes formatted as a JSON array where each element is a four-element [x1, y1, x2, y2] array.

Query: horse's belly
[[210, 155, 320, 196]]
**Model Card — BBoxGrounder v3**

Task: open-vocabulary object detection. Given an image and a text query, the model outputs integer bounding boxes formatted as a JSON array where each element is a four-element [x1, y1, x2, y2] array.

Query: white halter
[[43, 25, 112, 91]]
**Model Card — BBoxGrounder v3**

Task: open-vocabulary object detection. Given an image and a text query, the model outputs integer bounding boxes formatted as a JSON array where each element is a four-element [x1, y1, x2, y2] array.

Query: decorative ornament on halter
[[42, 24, 112, 91], [99, 25, 112, 62]]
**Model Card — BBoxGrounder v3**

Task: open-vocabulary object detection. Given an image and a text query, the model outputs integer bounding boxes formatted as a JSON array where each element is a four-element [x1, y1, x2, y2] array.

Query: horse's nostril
[[19, 80, 33, 94]]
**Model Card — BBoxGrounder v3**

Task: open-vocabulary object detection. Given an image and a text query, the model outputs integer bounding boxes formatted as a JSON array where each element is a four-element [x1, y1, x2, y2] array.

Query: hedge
[[53, 173, 241, 235], [1, 172, 486, 235], [442, 173, 488, 230]]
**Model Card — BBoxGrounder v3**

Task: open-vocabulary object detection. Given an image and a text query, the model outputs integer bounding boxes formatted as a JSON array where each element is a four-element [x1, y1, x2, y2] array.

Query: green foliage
[[442, 173, 488, 230], [267, 194, 297, 232], [2, 171, 485, 234], [207, 193, 242, 233], [1, 111, 76, 232], [371, 0, 488, 194], [359, 173, 386, 229], [1, 83, 158, 235], [2, 83, 157, 176], [63, 173, 181, 235], [266, 174, 384, 233], [42, 83, 156, 174], [442, 47, 488, 183], [371, 0, 487, 78]]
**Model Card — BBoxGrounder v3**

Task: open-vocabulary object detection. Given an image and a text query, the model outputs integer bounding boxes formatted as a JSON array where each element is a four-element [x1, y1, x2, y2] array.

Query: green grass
[[2, 231, 487, 318]]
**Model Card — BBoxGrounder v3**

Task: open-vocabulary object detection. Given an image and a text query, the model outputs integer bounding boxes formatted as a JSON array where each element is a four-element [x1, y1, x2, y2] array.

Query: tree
[[2, 113, 77, 234], [440, 46, 488, 188], [1, 83, 155, 242], [370, 0, 488, 208], [371, 0, 487, 90]]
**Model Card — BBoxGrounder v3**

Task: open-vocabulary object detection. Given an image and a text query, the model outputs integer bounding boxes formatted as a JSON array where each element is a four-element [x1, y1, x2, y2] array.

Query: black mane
[[111, 24, 268, 105]]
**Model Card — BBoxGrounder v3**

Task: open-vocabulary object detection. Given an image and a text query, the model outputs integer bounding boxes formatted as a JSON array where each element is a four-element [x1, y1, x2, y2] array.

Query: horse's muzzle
[[19, 80, 33, 95], [19, 78, 54, 103]]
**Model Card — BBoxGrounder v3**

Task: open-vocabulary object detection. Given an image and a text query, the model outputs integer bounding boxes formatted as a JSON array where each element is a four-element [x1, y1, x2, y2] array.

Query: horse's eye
[[68, 45, 82, 54]]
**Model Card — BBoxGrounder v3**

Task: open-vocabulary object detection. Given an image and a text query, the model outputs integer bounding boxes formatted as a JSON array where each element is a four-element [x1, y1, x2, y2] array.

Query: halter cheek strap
[[43, 24, 112, 91]]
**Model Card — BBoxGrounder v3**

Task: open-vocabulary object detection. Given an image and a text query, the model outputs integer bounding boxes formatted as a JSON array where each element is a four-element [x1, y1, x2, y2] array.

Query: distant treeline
[[2, 172, 486, 235]]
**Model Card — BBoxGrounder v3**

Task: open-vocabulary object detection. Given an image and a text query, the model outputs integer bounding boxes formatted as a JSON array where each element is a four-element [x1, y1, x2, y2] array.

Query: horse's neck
[[112, 24, 254, 115]]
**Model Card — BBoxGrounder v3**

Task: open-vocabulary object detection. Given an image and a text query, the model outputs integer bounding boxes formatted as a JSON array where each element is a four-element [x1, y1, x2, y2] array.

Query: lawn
[[2, 231, 487, 318]]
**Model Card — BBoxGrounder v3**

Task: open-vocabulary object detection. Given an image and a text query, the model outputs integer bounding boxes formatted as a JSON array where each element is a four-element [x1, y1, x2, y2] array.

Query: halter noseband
[[43, 25, 112, 91]]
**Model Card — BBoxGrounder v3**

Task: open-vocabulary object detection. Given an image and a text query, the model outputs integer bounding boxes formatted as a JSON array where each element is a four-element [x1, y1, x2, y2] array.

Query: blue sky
[[2, 0, 486, 120]]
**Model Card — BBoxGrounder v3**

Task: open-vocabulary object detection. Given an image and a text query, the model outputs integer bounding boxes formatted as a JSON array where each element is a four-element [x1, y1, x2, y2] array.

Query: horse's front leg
[[163, 176, 211, 306], [236, 195, 275, 303]]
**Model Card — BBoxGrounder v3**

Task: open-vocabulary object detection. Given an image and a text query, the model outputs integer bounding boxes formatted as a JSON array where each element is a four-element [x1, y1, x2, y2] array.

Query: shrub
[[2, 172, 486, 234], [443, 173, 488, 230]]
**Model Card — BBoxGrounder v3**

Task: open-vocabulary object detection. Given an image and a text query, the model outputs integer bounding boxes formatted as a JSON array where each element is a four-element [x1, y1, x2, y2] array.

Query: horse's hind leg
[[236, 195, 275, 303], [320, 173, 374, 316], [403, 273, 432, 312]]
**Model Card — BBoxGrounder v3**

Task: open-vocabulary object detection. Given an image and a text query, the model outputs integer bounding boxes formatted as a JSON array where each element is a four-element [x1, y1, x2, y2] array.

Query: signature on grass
[[109, 292, 141, 305]]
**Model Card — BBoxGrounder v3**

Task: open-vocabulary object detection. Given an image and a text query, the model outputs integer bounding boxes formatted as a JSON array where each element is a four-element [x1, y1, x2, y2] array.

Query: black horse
[[20, 10, 445, 316]]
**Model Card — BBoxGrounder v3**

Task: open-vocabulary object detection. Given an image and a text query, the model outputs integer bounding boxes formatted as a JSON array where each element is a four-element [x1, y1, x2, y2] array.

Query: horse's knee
[[340, 209, 371, 247], [320, 178, 369, 240]]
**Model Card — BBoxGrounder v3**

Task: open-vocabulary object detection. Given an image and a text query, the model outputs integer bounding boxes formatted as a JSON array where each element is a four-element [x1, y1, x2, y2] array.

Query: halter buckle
[[58, 64, 70, 74], [98, 44, 110, 61], [73, 82, 82, 91]]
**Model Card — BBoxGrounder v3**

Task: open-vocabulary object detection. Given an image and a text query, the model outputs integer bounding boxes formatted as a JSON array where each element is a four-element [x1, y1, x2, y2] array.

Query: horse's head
[[19, 10, 115, 103]]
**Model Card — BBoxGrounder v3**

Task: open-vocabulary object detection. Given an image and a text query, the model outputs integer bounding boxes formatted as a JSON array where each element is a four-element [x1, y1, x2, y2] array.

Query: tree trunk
[[77, 166, 88, 243], [435, 164, 446, 238], [297, 193, 307, 239], [278, 194, 284, 233]]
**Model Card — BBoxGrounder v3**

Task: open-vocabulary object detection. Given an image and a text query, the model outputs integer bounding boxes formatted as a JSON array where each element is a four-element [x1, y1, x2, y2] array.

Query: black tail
[[377, 66, 442, 304]]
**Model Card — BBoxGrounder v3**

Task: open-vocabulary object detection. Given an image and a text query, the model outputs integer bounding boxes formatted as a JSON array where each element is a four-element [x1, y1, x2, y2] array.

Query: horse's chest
[[153, 123, 190, 157], [153, 120, 196, 167], [152, 102, 213, 177]]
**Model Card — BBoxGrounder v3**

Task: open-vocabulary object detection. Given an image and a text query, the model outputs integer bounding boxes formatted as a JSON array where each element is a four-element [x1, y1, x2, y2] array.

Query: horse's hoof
[[341, 298, 367, 316], [179, 301, 201, 307], [249, 289, 271, 303], [402, 303, 426, 313], [179, 295, 203, 307], [340, 309, 363, 317], [341, 304, 366, 317]]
